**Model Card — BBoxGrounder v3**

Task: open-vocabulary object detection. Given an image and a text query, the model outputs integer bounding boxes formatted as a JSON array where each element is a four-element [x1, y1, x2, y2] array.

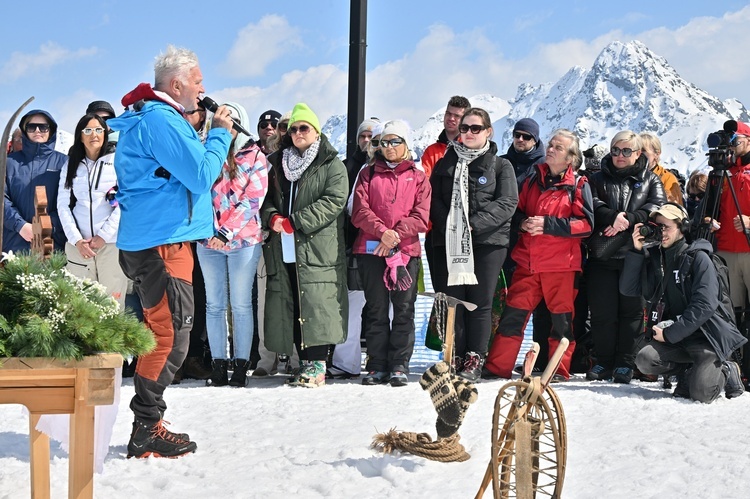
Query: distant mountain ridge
[[323, 40, 749, 174]]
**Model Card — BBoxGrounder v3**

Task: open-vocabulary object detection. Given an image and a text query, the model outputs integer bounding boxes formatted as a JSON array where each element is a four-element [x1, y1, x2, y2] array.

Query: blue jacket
[[107, 100, 231, 251], [3, 109, 68, 253]]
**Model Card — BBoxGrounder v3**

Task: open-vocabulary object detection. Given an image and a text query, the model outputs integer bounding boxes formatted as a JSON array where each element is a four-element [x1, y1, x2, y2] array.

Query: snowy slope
[[0, 375, 747, 498]]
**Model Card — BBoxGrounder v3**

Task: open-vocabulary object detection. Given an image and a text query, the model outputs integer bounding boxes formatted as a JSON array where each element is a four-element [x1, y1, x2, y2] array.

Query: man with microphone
[[107, 45, 233, 459]]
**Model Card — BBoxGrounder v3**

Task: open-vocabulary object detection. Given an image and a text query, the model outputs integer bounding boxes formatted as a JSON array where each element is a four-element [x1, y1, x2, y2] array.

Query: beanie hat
[[371, 122, 384, 139], [290, 103, 321, 134], [86, 100, 116, 118], [257, 109, 281, 127], [224, 101, 251, 155], [279, 110, 292, 124], [357, 118, 380, 139], [381, 119, 411, 148], [513, 118, 540, 143]]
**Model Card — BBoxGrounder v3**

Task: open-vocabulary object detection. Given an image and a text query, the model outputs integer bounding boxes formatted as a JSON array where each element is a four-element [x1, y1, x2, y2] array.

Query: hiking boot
[[229, 359, 249, 387], [182, 356, 212, 380], [362, 371, 390, 385], [673, 369, 691, 399], [252, 367, 270, 377], [206, 359, 229, 387], [457, 352, 484, 382], [481, 366, 502, 380], [389, 371, 408, 387], [613, 367, 634, 384], [127, 420, 196, 459], [550, 373, 568, 383], [284, 360, 306, 384], [288, 360, 326, 388], [586, 364, 613, 381], [633, 368, 659, 382], [723, 361, 745, 399], [171, 365, 183, 385]]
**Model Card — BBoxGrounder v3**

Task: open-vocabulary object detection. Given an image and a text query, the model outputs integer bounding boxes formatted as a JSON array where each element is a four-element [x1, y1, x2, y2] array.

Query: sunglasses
[[611, 146, 635, 157], [25, 123, 50, 133], [688, 192, 704, 201], [380, 138, 405, 148], [277, 122, 288, 133], [82, 127, 105, 135], [370, 139, 380, 148], [185, 108, 205, 115], [259, 120, 277, 130], [459, 124, 487, 134], [513, 131, 534, 141], [288, 124, 312, 135]]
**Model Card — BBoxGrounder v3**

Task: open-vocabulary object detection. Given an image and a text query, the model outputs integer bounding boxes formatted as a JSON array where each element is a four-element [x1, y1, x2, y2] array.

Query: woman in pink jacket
[[351, 120, 431, 387]]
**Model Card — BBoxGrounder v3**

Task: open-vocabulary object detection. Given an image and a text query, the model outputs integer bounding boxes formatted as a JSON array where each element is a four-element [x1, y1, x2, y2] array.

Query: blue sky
[[2, 1, 749, 133]]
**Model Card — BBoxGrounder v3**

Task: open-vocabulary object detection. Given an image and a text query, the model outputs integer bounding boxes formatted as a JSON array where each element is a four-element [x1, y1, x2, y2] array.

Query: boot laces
[[462, 353, 481, 372], [151, 420, 187, 444]]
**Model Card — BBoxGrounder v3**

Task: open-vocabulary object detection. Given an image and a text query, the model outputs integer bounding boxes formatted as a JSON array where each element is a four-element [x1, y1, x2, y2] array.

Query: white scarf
[[445, 140, 490, 286], [282, 138, 321, 182]]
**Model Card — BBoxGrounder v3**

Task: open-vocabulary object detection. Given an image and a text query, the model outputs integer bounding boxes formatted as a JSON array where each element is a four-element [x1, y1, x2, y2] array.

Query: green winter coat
[[261, 135, 349, 354]]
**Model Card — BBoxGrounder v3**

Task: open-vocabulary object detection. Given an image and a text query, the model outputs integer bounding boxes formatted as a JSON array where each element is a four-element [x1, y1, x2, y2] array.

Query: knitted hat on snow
[[289, 103, 321, 134]]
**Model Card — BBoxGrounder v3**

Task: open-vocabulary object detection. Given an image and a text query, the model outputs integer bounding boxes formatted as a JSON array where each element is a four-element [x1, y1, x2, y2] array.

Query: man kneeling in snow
[[620, 203, 746, 403]]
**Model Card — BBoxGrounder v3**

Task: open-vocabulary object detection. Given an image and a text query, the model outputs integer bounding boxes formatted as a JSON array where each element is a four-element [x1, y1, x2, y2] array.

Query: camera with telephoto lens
[[639, 221, 664, 247]]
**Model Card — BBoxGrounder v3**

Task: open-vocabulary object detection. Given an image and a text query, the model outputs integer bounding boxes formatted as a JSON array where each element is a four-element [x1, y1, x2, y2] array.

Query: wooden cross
[[31, 185, 53, 258]]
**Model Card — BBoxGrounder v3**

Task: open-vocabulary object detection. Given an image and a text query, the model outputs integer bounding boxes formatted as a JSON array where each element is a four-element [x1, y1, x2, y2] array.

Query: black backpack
[[680, 247, 735, 326]]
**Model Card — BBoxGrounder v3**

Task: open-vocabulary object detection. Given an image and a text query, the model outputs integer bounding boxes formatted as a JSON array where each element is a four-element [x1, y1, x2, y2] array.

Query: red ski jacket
[[511, 163, 594, 272], [715, 159, 750, 253]]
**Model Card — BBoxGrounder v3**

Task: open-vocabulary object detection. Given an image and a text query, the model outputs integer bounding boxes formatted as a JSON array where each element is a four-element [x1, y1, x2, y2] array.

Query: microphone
[[199, 96, 251, 136]]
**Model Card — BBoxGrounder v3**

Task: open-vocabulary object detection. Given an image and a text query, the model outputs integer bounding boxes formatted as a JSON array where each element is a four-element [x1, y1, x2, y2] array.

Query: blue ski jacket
[[3, 109, 68, 253], [107, 100, 231, 251]]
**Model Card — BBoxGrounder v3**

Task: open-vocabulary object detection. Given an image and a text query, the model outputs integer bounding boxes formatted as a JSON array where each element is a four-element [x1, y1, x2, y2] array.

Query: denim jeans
[[196, 243, 262, 361]]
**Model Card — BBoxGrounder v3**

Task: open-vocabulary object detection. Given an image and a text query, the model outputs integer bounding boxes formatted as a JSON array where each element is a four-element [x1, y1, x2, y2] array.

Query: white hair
[[154, 45, 199, 90]]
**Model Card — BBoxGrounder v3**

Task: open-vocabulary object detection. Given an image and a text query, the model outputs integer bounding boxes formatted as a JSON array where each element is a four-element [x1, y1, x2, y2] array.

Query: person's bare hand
[[211, 105, 234, 132], [373, 242, 392, 257], [603, 225, 619, 237], [19, 223, 33, 242], [652, 325, 665, 343], [76, 239, 97, 259], [380, 229, 400, 249], [631, 223, 645, 251], [89, 235, 106, 250], [207, 237, 225, 250], [612, 212, 629, 232], [733, 214, 750, 233], [524, 216, 545, 236]]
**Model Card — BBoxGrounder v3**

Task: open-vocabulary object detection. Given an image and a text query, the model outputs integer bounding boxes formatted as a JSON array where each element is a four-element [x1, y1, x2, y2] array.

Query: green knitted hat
[[290, 103, 321, 134]]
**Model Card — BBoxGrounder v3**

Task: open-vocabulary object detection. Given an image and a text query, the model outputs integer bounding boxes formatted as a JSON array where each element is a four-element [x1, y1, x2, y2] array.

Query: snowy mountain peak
[[322, 40, 748, 174]]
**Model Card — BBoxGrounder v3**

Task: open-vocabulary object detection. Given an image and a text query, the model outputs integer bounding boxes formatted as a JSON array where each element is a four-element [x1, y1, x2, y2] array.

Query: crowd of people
[[3, 44, 748, 460]]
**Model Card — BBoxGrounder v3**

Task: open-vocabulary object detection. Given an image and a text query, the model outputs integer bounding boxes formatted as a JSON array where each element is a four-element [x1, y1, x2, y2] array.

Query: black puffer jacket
[[621, 239, 747, 361], [588, 154, 666, 259], [501, 139, 545, 187], [430, 141, 518, 247]]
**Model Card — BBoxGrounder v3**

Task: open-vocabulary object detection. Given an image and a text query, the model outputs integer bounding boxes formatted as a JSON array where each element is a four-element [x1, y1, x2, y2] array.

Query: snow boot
[[206, 359, 229, 387], [457, 351, 485, 382], [723, 361, 745, 399], [229, 359, 249, 387]]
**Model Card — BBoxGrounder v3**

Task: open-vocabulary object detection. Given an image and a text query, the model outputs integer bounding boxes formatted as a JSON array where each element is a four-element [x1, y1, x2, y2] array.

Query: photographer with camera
[[702, 120, 750, 388], [621, 203, 745, 402]]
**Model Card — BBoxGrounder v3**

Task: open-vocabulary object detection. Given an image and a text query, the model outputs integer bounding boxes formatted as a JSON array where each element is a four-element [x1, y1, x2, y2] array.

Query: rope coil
[[371, 428, 470, 462]]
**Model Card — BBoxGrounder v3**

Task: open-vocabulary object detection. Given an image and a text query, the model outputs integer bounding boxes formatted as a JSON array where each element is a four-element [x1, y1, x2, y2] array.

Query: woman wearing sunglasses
[[351, 120, 431, 386], [586, 130, 666, 383], [261, 103, 348, 388], [430, 107, 519, 381], [57, 113, 127, 308], [4, 109, 68, 253]]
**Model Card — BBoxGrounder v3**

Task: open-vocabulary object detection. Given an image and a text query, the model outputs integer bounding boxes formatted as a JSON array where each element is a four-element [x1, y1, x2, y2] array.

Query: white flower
[[1, 251, 16, 262]]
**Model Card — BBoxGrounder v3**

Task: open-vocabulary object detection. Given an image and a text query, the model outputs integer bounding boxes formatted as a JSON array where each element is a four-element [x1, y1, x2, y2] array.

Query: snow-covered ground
[[1, 372, 748, 498]]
